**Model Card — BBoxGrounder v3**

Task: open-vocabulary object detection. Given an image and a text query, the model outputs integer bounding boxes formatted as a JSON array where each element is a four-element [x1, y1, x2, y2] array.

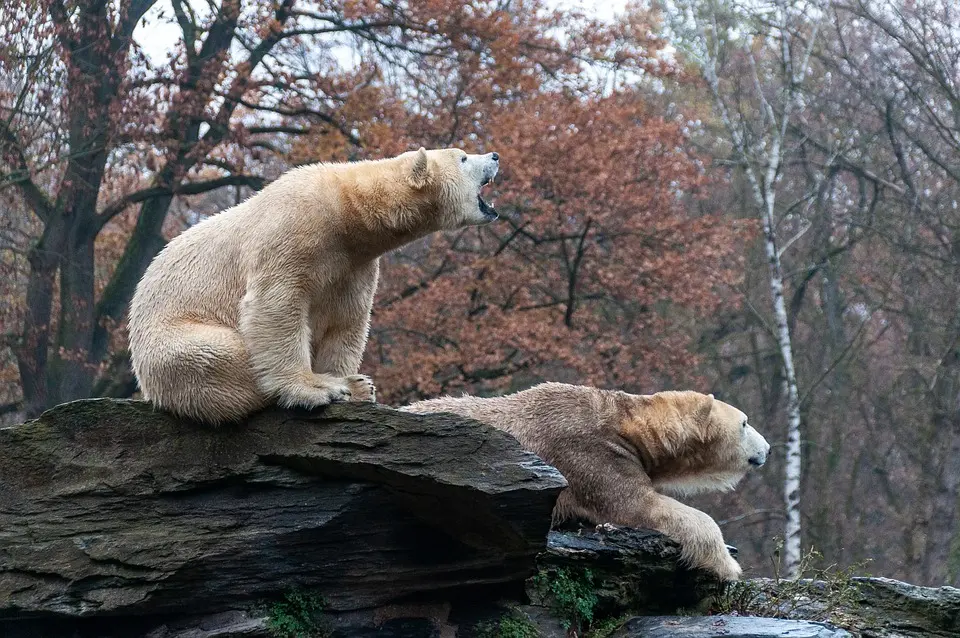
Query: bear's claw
[[345, 374, 377, 403]]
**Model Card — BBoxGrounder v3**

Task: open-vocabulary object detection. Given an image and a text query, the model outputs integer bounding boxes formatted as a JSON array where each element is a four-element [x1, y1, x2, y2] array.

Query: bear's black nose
[[491, 152, 499, 161]]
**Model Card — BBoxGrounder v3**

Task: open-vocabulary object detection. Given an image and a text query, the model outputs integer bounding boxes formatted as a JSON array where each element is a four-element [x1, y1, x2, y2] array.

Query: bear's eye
[[742, 420, 748, 429], [460, 155, 468, 163]]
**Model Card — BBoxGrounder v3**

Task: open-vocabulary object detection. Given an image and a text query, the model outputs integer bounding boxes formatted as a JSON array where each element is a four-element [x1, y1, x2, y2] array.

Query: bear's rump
[[133, 321, 266, 423]]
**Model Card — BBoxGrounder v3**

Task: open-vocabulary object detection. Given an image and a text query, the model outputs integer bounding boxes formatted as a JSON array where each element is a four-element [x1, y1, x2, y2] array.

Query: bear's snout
[[748, 441, 771, 467]]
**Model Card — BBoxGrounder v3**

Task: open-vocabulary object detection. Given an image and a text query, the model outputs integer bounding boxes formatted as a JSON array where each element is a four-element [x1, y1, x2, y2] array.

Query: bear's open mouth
[[478, 180, 497, 221], [478, 194, 497, 220]]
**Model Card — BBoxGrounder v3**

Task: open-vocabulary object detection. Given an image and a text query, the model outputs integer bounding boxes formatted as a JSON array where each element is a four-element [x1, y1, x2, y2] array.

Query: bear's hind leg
[[137, 323, 267, 425]]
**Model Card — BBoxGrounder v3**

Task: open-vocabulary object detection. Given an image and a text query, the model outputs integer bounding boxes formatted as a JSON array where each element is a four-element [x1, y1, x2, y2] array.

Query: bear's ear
[[693, 393, 714, 424], [408, 147, 430, 189]]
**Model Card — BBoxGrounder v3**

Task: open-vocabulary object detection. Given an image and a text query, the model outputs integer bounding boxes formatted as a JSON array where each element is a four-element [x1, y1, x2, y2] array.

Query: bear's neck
[[338, 175, 439, 261]]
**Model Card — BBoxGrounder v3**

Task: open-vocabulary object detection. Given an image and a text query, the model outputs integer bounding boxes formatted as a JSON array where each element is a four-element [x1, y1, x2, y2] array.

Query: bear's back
[[131, 205, 255, 331]]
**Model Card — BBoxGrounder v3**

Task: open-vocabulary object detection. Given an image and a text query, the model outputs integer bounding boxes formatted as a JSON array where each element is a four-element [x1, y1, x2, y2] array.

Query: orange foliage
[[360, 89, 753, 402], [282, 2, 753, 403], [0, 0, 751, 411]]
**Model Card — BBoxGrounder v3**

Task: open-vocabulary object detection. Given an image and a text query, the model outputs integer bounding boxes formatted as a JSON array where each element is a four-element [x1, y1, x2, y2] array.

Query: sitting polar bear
[[129, 148, 500, 425], [401, 382, 770, 581]]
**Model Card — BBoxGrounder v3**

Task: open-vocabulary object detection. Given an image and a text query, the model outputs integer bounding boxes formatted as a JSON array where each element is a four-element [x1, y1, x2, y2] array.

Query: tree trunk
[[735, 134, 804, 579], [13, 1, 146, 415], [691, 0, 816, 576], [760, 199, 804, 579], [91, 190, 174, 364], [17, 224, 65, 416], [52, 229, 98, 402]]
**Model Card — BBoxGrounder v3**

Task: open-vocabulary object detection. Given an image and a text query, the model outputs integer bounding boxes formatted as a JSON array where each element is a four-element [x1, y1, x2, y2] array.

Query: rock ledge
[[0, 398, 564, 633]]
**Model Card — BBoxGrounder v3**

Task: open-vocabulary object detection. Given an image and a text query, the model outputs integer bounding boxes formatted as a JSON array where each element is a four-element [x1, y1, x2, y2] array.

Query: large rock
[[752, 576, 960, 638], [132, 527, 719, 638], [5, 398, 955, 638], [0, 398, 566, 635], [846, 577, 960, 637], [611, 616, 851, 637]]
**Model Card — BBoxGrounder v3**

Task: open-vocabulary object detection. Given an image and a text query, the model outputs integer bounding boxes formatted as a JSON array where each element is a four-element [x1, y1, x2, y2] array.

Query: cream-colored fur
[[129, 148, 500, 424], [401, 382, 770, 581]]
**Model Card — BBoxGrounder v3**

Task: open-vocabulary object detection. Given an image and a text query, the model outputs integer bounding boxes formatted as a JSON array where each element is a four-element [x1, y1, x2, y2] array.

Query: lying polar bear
[[401, 382, 770, 581], [129, 148, 499, 424]]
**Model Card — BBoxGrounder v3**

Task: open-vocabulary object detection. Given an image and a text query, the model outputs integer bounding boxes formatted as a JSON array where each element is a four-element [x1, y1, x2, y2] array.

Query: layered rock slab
[[0, 398, 565, 631]]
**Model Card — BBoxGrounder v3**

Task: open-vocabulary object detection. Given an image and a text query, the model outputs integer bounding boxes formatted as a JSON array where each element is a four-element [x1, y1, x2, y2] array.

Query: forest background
[[2, 0, 959, 585]]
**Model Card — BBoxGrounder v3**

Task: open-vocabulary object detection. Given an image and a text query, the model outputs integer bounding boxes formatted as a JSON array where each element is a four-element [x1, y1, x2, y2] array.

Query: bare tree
[[672, 0, 960, 584], [0, 0, 570, 417], [675, 0, 824, 577], [816, 0, 960, 583]]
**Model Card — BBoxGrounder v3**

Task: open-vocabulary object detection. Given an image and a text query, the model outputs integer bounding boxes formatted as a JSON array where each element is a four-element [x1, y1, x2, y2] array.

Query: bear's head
[[402, 147, 500, 229], [620, 390, 770, 497]]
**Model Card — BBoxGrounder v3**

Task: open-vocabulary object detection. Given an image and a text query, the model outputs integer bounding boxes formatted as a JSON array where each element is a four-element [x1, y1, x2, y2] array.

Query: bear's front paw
[[316, 383, 353, 404], [709, 554, 743, 582], [278, 376, 353, 409], [345, 374, 376, 403]]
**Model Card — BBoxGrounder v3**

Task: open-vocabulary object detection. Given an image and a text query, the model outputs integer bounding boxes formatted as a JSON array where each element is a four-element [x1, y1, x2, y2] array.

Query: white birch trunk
[[687, 0, 820, 578], [759, 175, 804, 579], [738, 139, 804, 579]]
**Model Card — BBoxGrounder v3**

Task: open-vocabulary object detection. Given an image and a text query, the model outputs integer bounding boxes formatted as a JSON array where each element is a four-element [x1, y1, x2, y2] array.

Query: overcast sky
[[562, 0, 629, 22], [137, 0, 630, 66]]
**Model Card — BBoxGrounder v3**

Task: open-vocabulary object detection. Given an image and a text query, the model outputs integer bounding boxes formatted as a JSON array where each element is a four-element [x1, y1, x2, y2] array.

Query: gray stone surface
[[849, 577, 960, 637], [731, 576, 960, 638], [612, 615, 851, 638], [144, 610, 269, 638], [775, 576, 960, 638], [0, 398, 565, 634]]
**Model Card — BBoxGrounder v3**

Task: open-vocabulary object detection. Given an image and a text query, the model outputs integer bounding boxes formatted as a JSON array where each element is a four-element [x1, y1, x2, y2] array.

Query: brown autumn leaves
[[0, 0, 751, 413]]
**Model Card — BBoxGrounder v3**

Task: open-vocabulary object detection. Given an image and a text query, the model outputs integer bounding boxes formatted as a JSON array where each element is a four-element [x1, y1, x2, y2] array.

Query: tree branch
[[171, 0, 199, 60], [96, 174, 266, 228], [114, 0, 157, 43], [0, 120, 54, 223], [564, 218, 592, 327], [203, 0, 297, 143], [246, 125, 311, 135], [223, 96, 362, 147]]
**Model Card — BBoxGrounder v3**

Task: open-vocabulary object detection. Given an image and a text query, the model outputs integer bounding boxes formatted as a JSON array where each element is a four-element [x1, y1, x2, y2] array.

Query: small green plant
[[712, 578, 767, 617], [474, 611, 541, 638], [531, 567, 599, 635], [712, 538, 871, 626], [266, 588, 330, 638], [584, 614, 629, 638]]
